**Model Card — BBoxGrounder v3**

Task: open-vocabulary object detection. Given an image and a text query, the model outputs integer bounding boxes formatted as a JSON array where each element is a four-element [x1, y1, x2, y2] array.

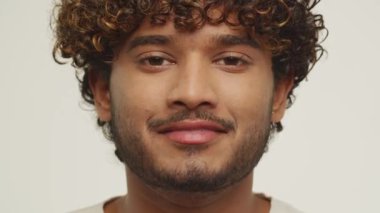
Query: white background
[[1, 0, 379, 212]]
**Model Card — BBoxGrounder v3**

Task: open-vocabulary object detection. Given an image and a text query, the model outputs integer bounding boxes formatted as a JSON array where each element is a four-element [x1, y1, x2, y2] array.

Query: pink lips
[[156, 120, 228, 145]]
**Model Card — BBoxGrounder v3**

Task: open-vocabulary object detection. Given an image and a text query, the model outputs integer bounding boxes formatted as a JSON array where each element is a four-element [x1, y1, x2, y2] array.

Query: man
[[53, 0, 326, 212]]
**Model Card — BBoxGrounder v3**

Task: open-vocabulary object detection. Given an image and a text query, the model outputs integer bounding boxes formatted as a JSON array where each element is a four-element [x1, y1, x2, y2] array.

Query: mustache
[[147, 110, 236, 132]]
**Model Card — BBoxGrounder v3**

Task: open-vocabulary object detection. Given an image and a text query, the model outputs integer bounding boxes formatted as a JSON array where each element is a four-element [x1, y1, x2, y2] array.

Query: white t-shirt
[[71, 197, 303, 213]]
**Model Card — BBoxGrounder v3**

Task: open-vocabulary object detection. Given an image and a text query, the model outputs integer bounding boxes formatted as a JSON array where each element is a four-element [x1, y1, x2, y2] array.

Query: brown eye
[[213, 53, 252, 72], [139, 56, 174, 66], [147, 56, 164, 66], [223, 56, 243, 66], [215, 55, 249, 67]]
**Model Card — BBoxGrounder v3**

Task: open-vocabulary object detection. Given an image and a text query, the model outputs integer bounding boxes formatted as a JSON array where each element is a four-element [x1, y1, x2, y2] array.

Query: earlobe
[[88, 71, 112, 122], [271, 77, 294, 123]]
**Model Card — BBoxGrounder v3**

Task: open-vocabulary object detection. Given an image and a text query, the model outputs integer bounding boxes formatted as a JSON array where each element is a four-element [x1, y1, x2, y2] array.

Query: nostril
[[171, 99, 214, 110], [172, 100, 186, 106], [166, 81, 218, 110]]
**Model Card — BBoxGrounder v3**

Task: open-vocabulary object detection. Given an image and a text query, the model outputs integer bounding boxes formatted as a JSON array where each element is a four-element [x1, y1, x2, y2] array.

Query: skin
[[90, 17, 293, 213]]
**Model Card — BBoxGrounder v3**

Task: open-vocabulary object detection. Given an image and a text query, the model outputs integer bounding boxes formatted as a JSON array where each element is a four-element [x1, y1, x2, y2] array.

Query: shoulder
[[69, 202, 104, 213], [69, 195, 303, 213], [69, 197, 120, 213], [270, 198, 304, 213]]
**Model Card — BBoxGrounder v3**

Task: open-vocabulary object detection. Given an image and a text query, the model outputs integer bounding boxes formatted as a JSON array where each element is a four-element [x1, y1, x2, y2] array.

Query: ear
[[271, 77, 294, 123], [88, 71, 111, 122]]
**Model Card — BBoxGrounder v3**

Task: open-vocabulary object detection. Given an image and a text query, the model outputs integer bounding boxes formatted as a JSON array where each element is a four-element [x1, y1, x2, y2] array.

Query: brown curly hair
[[52, 0, 327, 134]]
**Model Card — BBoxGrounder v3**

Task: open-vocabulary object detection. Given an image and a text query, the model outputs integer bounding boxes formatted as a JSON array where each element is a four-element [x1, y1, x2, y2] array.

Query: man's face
[[93, 19, 290, 192]]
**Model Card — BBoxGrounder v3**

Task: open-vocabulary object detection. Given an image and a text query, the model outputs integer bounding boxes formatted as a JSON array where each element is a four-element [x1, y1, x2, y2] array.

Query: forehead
[[135, 16, 242, 36], [123, 16, 259, 48], [110, 0, 270, 51]]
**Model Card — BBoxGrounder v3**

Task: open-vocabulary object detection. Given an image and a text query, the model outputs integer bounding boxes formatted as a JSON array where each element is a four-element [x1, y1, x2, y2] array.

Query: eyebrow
[[211, 34, 260, 49], [125, 34, 260, 51], [126, 35, 171, 51]]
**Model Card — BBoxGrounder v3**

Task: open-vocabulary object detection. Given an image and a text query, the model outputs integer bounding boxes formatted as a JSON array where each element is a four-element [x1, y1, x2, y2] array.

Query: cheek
[[110, 66, 169, 125], [216, 70, 274, 123]]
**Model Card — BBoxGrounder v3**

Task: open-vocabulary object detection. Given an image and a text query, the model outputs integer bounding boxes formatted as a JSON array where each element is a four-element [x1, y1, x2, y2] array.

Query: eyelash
[[137, 53, 252, 72], [138, 55, 175, 66], [214, 55, 250, 66]]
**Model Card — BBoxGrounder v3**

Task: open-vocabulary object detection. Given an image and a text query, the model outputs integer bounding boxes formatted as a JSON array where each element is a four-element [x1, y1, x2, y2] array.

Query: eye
[[136, 53, 176, 72], [213, 53, 252, 72], [139, 56, 175, 66], [214, 55, 250, 66], [220, 56, 245, 66]]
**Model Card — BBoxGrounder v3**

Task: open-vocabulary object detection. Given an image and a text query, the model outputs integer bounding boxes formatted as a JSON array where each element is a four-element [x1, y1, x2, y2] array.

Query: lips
[[156, 120, 228, 145]]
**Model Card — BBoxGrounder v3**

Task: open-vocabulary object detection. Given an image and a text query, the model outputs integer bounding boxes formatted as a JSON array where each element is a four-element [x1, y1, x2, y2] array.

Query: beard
[[109, 109, 271, 193]]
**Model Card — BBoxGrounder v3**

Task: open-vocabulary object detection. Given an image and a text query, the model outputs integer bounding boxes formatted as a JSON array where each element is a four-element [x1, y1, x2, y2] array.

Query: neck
[[110, 168, 269, 213]]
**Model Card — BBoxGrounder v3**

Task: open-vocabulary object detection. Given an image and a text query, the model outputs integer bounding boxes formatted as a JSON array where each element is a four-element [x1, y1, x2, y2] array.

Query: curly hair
[[52, 0, 326, 135]]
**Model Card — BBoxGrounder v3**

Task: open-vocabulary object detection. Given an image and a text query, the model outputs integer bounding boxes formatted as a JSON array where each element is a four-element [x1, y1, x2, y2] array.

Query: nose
[[166, 55, 218, 110]]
